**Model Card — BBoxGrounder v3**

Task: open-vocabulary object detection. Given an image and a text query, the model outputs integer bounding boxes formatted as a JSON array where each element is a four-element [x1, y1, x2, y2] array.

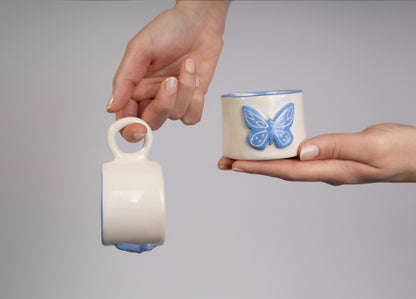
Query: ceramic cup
[[221, 90, 306, 160], [101, 117, 166, 253]]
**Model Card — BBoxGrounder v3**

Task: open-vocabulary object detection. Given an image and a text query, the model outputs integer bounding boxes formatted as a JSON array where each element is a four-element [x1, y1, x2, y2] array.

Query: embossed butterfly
[[242, 103, 295, 150]]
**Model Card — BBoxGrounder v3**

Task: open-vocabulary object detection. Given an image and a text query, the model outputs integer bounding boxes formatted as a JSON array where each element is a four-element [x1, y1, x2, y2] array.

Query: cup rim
[[222, 89, 302, 98]]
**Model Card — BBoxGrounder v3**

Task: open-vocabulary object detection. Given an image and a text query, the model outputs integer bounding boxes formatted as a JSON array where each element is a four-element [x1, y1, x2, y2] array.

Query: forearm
[[175, 0, 231, 35]]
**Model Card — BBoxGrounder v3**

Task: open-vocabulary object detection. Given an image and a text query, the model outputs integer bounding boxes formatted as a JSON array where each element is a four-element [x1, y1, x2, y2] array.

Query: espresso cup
[[101, 117, 166, 253], [221, 90, 306, 160]]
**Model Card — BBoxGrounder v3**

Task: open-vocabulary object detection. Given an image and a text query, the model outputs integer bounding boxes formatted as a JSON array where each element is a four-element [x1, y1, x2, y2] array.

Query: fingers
[[298, 132, 375, 163], [217, 130, 382, 185], [115, 77, 178, 142], [170, 59, 196, 120], [231, 159, 329, 182], [138, 70, 202, 130], [107, 34, 151, 113], [116, 100, 147, 143], [182, 88, 204, 125], [225, 158, 378, 185], [216, 156, 343, 183], [141, 77, 178, 130], [109, 57, 203, 142], [171, 58, 204, 125], [134, 59, 203, 127], [218, 156, 235, 170], [132, 59, 202, 125]]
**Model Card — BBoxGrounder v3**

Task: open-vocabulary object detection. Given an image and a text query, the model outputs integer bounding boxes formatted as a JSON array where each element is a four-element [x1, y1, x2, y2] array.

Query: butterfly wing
[[247, 129, 269, 150], [242, 105, 270, 150], [272, 103, 295, 148], [242, 105, 269, 129]]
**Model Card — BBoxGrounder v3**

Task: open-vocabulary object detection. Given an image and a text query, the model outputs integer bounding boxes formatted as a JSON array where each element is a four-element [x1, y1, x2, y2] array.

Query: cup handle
[[106, 117, 153, 160]]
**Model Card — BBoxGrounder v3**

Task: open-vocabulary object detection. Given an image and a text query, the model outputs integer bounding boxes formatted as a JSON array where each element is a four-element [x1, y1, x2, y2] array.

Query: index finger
[[108, 33, 152, 113]]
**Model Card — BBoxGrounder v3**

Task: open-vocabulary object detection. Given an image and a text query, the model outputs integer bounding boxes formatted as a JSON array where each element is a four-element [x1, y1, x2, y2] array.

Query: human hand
[[106, 1, 230, 142], [218, 123, 416, 185]]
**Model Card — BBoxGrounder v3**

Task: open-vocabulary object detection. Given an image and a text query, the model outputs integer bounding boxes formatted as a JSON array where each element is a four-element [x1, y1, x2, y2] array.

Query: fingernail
[[186, 58, 195, 73], [300, 145, 319, 161], [165, 77, 178, 94], [133, 133, 146, 141], [232, 167, 245, 173], [218, 163, 228, 170], [106, 96, 114, 111], [196, 75, 200, 88]]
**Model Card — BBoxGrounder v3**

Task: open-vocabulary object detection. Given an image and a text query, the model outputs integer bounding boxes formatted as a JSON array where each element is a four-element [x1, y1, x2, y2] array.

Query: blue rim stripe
[[222, 89, 302, 98]]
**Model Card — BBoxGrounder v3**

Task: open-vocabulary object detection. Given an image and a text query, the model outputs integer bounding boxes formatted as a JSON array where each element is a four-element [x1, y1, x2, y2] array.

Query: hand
[[218, 123, 416, 185], [106, 1, 230, 142]]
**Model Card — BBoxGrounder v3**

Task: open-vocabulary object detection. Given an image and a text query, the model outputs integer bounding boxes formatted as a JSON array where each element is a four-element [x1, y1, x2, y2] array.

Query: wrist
[[407, 125, 416, 182], [174, 0, 231, 35]]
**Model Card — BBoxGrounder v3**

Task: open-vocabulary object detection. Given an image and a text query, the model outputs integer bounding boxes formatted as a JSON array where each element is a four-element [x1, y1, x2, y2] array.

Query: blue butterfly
[[242, 103, 295, 150]]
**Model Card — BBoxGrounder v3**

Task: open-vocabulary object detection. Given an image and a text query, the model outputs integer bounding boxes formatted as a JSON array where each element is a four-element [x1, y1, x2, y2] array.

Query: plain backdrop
[[1, 1, 415, 298]]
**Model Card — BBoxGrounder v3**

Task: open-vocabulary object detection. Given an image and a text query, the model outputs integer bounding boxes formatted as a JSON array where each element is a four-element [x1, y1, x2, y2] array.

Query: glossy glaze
[[101, 117, 166, 253], [222, 90, 306, 160]]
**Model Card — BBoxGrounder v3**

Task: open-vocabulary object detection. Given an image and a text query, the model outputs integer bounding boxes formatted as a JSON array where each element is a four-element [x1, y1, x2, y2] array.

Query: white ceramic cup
[[101, 117, 166, 253], [221, 90, 306, 160]]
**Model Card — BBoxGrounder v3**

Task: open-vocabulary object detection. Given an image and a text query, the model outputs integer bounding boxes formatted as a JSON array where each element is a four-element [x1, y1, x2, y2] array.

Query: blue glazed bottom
[[115, 243, 156, 254]]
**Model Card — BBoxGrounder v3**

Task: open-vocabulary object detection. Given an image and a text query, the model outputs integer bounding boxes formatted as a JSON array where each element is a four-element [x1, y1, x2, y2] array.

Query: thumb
[[107, 35, 151, 113], [298, 132, 373, 162]]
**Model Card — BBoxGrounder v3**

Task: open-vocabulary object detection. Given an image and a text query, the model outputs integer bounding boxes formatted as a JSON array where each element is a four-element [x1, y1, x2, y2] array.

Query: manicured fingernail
[[133, 133, 146, 141], [300, 145, 319, 160], [186, 58, 195, 73], [106, 96, 114, 111], [232, 167, 245, 173], [165, 77, 178, 94], [196, 75, 200, 87]]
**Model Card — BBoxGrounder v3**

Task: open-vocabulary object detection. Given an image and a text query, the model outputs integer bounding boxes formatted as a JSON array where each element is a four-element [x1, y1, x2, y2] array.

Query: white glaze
[[101, 117, 166, 246], [221, 90, 306, 160]]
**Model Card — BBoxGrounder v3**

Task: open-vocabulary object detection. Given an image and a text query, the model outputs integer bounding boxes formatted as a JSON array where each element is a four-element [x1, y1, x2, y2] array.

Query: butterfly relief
[[242, 103, 295, 150]]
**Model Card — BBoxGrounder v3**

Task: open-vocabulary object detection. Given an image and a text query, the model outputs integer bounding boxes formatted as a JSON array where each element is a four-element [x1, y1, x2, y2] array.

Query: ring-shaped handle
[[107, 117, 153, 160]]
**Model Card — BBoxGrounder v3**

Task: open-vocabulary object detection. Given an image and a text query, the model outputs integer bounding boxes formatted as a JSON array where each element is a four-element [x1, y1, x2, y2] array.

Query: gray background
[[1, 1, 415, 298]]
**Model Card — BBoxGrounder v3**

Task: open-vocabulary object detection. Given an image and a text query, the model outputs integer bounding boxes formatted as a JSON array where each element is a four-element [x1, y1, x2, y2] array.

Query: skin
[[108, 1, 416, 185], [107, 1, 231, 142], [218, 123, 416, 185]]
